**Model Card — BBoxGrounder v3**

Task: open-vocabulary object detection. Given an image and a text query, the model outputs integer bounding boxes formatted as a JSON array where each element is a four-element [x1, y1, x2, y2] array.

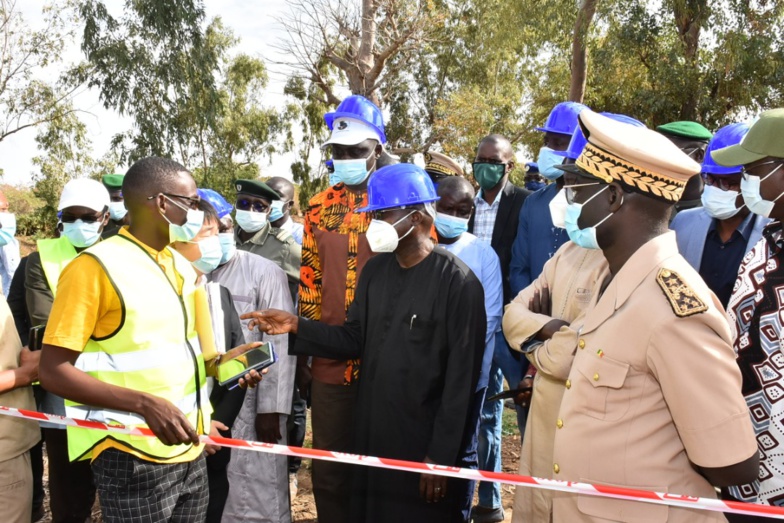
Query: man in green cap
[[656, 121, 714, 215], [234, 179, 301, 303], [101, 174, 129, 238], [713, 108, 784, 516]]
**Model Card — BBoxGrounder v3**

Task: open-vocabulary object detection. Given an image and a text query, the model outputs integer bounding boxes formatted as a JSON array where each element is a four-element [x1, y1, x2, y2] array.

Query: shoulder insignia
[[275, 229, 294, 243], [656, 268, 708, 317]]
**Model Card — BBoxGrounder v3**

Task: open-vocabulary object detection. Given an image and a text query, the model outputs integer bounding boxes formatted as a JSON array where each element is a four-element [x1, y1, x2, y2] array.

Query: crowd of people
[[0, 92, 783, 523]]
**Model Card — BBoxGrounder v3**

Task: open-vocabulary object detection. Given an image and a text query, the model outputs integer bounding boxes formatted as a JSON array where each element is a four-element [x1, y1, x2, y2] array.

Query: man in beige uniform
[[503, 241, 609, 522], [0, 296, 41, 521], [550, 110, 758, 522]]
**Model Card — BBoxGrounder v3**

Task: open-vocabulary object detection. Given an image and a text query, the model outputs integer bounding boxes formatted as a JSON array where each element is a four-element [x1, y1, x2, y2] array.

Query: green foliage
[[0, 0, 84, 143], [78, 0, 225, 164], [288, 0, 784, 168], [30, 101, 117, 237], [1, 184, 45, 237], [77, 2, 288, 198], [284, 76, 332, 209]]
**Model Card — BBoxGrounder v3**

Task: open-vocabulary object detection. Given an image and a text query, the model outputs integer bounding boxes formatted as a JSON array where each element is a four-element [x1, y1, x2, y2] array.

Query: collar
[[236, 222, 272, 246], [708, 212, 756, 241], [278, 217, 294, 233], [476, 181, 506, 207], [119, 227, 173, 261], [582, 231, 681, 334]]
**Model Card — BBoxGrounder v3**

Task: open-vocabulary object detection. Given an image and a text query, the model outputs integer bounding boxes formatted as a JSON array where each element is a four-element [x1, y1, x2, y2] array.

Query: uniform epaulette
[[275, 228, 294, 243], [656, 268, 708, 317]]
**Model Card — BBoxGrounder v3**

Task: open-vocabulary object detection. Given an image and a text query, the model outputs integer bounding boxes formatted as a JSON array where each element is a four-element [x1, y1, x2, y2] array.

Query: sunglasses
[[60, 212, 105, 224], [236, 198, 270, 213]]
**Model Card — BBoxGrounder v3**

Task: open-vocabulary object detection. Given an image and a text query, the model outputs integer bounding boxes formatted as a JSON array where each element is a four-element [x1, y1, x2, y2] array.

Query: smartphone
[[29, 325, 46, 351], [217, 342, 277, 390]]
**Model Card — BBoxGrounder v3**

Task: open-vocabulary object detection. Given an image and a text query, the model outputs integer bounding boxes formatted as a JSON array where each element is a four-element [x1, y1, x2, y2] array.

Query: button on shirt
[[473, 183, 505, 244], [699, 213, 755, 308]]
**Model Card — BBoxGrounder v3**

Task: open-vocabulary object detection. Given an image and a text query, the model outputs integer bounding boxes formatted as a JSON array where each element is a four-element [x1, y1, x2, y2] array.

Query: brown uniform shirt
[[552, 232, 756, 523], [503, 242, 610, 523]]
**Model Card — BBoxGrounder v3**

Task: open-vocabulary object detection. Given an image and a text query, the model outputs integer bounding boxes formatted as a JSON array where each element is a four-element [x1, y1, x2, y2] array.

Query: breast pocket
[[575, 354, 631, 422], [407, 316, 437, 346]]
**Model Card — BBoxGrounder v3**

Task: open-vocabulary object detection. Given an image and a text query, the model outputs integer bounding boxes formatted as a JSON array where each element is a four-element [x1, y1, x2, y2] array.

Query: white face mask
[[741, 164, 784, 218], [235, 209, 268, 233], [701, 185, 742, 220], [109, 201, 128, 221], [548, 189, 568, 228], [365, 211, 416, 253]]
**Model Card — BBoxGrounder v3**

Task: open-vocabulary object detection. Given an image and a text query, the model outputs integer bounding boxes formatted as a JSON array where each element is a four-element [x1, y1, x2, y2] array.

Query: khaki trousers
[[0, 451, 32, 523]]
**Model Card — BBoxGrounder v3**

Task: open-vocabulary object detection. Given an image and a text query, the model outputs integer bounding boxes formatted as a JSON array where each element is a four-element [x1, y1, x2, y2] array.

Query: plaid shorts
[[92, 448, 208, 523]]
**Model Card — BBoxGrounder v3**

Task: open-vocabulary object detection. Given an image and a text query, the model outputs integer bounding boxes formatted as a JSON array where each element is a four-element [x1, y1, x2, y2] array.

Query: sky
[[0, 0, 302, 187]]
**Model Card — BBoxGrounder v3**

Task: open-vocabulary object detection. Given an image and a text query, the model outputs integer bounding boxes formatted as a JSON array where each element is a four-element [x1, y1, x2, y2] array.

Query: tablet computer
[[217, 342, 277, 390]]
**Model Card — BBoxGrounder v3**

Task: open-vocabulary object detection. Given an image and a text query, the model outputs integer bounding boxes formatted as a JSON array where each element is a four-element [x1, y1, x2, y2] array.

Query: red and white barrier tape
[[1, 405, 781, 519]]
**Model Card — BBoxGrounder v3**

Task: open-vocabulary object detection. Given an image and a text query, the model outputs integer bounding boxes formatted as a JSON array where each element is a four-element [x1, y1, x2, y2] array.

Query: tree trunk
[[672, 0, 708, 120], [569, 0, 600, 103]]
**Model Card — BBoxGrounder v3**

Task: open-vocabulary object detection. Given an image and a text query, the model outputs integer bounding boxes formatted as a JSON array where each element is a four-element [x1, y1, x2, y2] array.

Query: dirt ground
[[38, 402, 521, 523]]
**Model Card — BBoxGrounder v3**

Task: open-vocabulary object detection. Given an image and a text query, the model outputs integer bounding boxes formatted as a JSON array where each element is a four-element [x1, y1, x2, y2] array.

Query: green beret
[[655, 121, 713, 141], [101, 174, 125, 191], [234, 179, 281, 201]]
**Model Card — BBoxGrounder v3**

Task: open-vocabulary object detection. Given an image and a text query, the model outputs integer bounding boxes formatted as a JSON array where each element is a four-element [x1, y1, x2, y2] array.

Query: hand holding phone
[[217, 342, 277, 390]]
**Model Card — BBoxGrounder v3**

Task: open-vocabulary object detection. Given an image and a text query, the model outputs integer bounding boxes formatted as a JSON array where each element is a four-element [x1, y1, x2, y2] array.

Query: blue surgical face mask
[[268, 200, 288, 222], [525, 180, 546, 192], [162, 195, 204, 243], [564, 186, 615, 250], [235, 208, 268, 233], [62, 219, 103, 248], [191, 235, 223, 274], [109, 201, 127, 221], [333, 150, 375, 186], [218, 232, 236, 264], [329, 171, 341, 187], [434, 212, 469, 239], [0, 212, 16, 247], [537, 147, 565, 181]]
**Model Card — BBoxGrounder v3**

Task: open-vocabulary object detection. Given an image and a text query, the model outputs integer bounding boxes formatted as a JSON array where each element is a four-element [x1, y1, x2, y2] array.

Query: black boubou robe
[[295, 247, 486, 522]]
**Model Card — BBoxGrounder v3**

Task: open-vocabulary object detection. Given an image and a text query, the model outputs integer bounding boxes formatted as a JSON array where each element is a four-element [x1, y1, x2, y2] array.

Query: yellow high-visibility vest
[[37, 237, 78, 296], [65, 234, 211, 462]]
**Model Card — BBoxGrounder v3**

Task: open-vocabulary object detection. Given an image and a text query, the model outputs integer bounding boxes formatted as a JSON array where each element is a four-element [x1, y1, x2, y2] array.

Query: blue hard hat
[[357, 163, 439, 212], [534, 102, 589, 135], [703, 122, 751, 176], [556, 112, 645, 160], [198, 188, 233, 218], [324, 95, 387, 144]]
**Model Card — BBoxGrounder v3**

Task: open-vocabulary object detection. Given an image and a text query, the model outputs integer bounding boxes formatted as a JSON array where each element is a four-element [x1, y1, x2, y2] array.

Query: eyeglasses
[[562, 182, 603, 204], [682, 147, 703, 159], [370, 209, 396, 220], [702, 174, 741, 191], [60, 212, 105, 224], [147, 193, 201, 210], [741, 160, 784, 181], [236, 198, 270, 213]]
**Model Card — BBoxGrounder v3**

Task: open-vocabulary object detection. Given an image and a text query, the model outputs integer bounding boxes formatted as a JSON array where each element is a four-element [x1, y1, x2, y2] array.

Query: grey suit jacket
[[670, 208, 769, 271]]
